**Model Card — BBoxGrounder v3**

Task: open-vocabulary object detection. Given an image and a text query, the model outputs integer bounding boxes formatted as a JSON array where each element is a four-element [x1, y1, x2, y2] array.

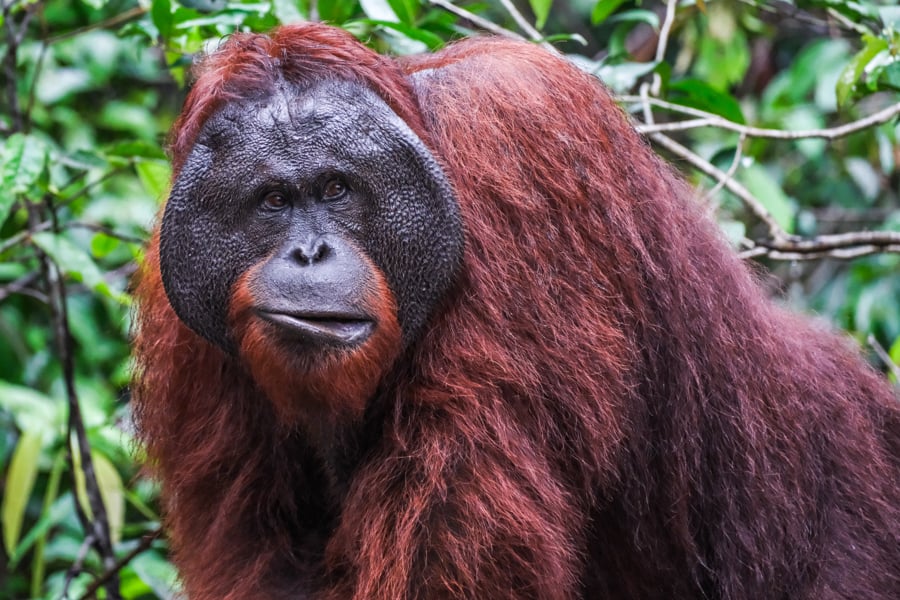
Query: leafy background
[[0, 0, 898, 598]]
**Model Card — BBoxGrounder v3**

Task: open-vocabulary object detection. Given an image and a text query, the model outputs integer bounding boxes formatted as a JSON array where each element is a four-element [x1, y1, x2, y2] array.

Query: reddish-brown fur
[[230, 258, 401, 426], [133, 23, 900, 599]]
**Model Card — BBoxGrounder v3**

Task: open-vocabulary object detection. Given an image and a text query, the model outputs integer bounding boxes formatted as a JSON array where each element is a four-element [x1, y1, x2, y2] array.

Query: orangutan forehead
[[195, 79, 393, 152]]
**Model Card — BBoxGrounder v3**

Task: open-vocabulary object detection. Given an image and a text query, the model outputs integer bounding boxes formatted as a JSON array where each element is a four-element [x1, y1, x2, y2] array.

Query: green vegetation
[[1, 1, 898, 597]]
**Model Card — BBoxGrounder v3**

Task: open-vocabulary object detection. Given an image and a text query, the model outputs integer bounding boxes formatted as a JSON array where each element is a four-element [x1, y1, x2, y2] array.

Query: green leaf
[[177, 0, 228, 11], [0, 134, 47, 224], [9, 487, 72, 568], [0, 382, 61, 434], [105, 140, 167, 160], [152, 0, 174, 39], [131, 550, 181, 599], [836, 36, 889, 106], [607, 9, 659, 29], [889, 336, 900, 383], [136, 159, 172, 200], [90, 232, 120, 258], [31, 232, 128, 303], [364, 20, 445, 50], [668, 79, 746, 124], [91, 452, 125, 544], [592, 0, 627, 25], [530, 0, 552, 30], [387, 0, 418, 25], [0, 263, 27, 280], [694, 25, 749, 91], [593, 61, 659, 94], [272, 0, 304, 23], [2, 431, 43, 556], [360, 0, 399, 22], [803, 0, 878, 23], [544, 32, 588, 46], [738, 164, 795, 232], [877, 61, 900, 92]]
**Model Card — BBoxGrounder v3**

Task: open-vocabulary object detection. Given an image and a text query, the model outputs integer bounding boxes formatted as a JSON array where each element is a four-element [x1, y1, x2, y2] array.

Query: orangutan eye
[[322, 178, 347, 201], [261, 191, 288, 211]]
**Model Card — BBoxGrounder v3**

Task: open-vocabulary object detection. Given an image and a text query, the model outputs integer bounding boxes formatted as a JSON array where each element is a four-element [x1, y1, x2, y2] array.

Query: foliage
[[0, 0, 897, 597]]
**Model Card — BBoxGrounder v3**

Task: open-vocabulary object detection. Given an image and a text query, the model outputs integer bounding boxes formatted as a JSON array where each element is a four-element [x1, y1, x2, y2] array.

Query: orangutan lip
[[256, 310, 374, 345]]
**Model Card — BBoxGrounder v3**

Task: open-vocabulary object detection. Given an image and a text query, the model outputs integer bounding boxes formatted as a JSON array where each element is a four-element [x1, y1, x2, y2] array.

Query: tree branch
[[78, 529, 163, 600], [868, 335, 900, 383], [26, 194, 123, 598], [496, 0, 543, 41], [647, 131, 787, 239], [650, 0, 678, 96], [626, 96, 900, 140], [427, 0, 527, 40]]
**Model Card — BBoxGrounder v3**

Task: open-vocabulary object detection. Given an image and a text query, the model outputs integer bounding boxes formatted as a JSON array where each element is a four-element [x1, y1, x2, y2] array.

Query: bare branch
[[650, 0, 678, 96], [0, 272, 41, 303], [61, 533, 96, 599], [703, 132, 746, 204], [626, 96, 900, 140], [65, 221, 144, 245], [868, 335, 900, 383], [47, 6, 147, 44], [25, 195, 123, 599], [78, 529, 163, 600], [496, 0, 543, 41], [427, 0, 527, 40], [740, 237, 900, 261], [647, 131, 787, 239]]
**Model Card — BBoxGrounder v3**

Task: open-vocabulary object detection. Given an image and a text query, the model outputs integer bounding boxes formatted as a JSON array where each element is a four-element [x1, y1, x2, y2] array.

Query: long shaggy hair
[[133, 23, 900, 600]]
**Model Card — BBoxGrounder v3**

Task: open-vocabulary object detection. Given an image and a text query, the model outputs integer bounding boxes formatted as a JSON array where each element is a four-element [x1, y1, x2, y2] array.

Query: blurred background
[[0, 1, 898, 597]]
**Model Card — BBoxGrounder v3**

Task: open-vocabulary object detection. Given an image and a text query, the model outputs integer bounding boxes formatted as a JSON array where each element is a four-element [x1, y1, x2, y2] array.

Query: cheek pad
[[159, 152, 255, 352]]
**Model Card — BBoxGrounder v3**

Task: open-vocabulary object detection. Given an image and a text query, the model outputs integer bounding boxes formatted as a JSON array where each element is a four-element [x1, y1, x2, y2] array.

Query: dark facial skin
[[159, 79, 463, 356]]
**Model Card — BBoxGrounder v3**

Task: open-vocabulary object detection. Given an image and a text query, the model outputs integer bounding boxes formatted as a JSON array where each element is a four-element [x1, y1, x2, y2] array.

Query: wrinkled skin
[[160, 79, 463, 354]]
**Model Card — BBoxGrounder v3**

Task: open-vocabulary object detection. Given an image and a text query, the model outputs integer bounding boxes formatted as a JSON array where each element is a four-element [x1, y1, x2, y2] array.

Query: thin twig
[[427, 0, 526, 40], [47, 6, 147, 44], [651, 0, 678, 96], [59, 167, 130, 208], [868, 335, 900, 382], [826, 7, 869, 34], [702, 132, 746, 203], [0, 272, 41, 303], [647, 131, 786, 239], [57, 272, 123, 599], [496, 0, 543, 41], [78, 529, 163, 600], [28, 194, 122, 598], [65, 221, 145, 245], [639, 82, 655, 124], [0, 223, 48, 255], [626, 96, 900, 140], [60, 533, 96, 599]]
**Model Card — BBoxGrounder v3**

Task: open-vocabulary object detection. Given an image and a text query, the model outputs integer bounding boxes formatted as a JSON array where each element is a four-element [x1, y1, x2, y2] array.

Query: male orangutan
[[132, 22, 900, 600]]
